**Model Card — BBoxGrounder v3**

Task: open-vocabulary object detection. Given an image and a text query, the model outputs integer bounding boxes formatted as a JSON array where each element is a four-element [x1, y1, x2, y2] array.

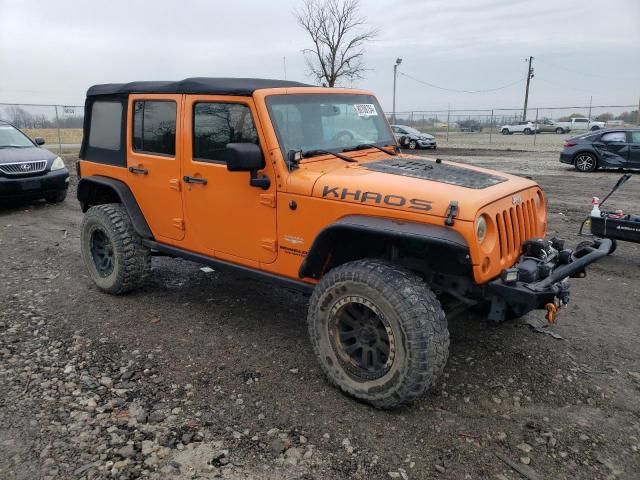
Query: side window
[[601, 132, 626, 143], [89, 101, 122, 151], [631, 131, 640, 144], [132, 101, 176, 156], [193, 103, 258, 162], [574, 119, 588, 124]]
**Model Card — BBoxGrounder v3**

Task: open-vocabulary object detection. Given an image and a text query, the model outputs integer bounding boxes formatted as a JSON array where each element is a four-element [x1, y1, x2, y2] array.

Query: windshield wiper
[[302, 149, 357, 163], [344, 143, 398, 156]]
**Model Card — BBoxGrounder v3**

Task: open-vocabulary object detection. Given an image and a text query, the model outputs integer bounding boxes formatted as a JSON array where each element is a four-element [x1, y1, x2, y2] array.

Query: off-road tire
[[307, 259, 449, 409], [45, 189, 67, 203], [81, 203, 150, 294], [574, 152, 597, 172]]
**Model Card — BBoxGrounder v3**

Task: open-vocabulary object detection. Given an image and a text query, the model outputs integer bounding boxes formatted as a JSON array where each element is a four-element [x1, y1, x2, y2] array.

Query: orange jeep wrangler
[[77, 78, 610, 408]]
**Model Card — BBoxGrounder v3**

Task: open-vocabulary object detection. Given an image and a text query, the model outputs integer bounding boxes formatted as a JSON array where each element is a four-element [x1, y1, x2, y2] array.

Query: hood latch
[[445, 200, 459, 226]]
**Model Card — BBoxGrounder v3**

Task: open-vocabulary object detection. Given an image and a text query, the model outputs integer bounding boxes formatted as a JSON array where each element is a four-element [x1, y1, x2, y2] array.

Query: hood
[[306, 155, 537, 221], [0, 146, 57, 164]]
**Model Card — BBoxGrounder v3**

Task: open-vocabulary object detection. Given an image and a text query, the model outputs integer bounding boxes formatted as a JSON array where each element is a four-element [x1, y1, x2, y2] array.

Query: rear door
[[126, 94, 185, 241], [595, 131, 629, 167], [628, 130, 640, 168]]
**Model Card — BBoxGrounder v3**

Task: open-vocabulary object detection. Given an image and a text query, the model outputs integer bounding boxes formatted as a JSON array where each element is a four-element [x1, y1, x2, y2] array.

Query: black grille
[[364, 158, 507, 189], [0, 160, 47, 176]]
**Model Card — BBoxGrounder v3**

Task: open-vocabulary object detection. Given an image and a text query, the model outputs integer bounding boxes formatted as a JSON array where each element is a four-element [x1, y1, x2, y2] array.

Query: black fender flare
[[299, 215, 470, 280], [77, 176, 153, 239]]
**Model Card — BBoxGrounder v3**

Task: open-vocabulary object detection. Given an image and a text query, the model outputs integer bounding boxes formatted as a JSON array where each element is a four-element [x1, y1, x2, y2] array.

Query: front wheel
[[408, 139, 418, 149], [81, 203, 150, 294], [555, 127, 565, 134], [307, 259, 449, 409], [501, 128, 510, 135], [524, 128, 532, 135]]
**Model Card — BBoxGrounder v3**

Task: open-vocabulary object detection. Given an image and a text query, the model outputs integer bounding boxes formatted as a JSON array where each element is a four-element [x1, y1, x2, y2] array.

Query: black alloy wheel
[[329, 298, 393, 380], [90, 228, 115, 277]]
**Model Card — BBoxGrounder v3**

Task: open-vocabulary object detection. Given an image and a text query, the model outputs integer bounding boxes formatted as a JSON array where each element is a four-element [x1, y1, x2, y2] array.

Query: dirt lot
[[1, 148, 639, 480]]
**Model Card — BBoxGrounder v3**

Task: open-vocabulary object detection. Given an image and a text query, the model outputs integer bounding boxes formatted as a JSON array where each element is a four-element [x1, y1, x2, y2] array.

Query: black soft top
[[87, 77, 311, 97]]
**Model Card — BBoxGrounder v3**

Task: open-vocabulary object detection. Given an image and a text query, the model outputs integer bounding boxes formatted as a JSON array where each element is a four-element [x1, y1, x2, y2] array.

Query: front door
[[181, 95, 277, 264], [126, 94, 185, 241]]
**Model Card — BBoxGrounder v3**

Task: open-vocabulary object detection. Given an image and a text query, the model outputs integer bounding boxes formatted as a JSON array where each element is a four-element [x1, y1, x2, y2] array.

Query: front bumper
[[418, 139, 436, 148], [486, 238, 611, 321], [0, 168, 69, 199]]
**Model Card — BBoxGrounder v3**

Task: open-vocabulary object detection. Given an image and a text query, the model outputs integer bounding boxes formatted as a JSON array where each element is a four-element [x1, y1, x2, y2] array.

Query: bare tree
[[295, 0, 377, 87]]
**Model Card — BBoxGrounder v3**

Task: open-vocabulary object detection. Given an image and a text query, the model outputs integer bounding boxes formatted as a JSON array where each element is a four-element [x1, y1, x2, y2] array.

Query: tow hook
[[545, 303, 558, 324]]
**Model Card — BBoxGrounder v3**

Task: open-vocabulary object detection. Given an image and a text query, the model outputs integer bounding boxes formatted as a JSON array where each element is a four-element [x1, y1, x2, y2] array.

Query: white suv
[[500, 121, 537, 135]]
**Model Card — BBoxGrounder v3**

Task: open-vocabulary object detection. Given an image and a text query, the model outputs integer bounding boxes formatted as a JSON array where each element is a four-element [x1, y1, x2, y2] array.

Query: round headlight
[[476, 215, 487, 243], [51, 156, 65, 171]]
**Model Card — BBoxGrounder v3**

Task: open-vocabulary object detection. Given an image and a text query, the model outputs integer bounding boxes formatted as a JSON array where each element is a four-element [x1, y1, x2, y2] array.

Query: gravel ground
[[1, 149, 639, 480]]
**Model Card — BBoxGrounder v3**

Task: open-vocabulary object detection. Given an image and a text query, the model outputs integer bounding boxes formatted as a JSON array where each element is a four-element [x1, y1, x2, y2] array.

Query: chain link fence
[[386, 104, 640, 150], [1, 102, 638, 155], [0, 103, 85, 154]]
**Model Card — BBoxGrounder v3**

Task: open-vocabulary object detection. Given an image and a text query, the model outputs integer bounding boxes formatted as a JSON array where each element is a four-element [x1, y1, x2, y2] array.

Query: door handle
[[128, 166, 148, 175], [183, 175, 208, 185]]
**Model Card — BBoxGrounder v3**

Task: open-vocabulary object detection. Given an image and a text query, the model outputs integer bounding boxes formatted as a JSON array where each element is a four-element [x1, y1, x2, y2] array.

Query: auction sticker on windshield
[[354, 104, 377, 117]]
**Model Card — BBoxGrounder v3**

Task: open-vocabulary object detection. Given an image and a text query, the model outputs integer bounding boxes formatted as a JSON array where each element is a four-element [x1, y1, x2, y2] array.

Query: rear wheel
[[524, 128, 532, 135], [81, 203, 150, 294], [307, 259, 449, 409], [574, 153, 597, 172]]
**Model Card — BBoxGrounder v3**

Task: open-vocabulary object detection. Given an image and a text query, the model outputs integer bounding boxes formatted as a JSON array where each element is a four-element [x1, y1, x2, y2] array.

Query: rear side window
[[631, 131, 640, 144], [89, 101, 122, 151], [133, 101, 176, 156], [601, 132, 626, 143], [193, 103, 258, 162]]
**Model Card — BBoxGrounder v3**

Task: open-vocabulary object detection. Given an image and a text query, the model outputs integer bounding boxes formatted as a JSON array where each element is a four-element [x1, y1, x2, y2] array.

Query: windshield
[[266, 94, 395, 155], [0, 124, 34, 148]]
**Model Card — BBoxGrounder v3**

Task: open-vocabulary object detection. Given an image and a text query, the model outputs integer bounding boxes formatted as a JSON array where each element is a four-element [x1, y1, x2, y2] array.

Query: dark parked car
[[0, 120, 68, 202], [458, 119, 483, 132], [559, 128, 640, 172]]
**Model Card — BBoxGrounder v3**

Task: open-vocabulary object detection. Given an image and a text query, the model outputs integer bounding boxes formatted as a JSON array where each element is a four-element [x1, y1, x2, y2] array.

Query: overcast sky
[[1, 0, 638, 112]]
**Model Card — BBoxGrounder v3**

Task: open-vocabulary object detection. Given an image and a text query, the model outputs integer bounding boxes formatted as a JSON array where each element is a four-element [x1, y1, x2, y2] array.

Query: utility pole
[[392, 58, 402, 123], [522, 56, 534, 121]]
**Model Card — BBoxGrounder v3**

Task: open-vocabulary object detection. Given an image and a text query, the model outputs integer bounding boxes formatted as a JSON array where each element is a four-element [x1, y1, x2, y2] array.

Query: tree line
[[1, 106, 84, 129]]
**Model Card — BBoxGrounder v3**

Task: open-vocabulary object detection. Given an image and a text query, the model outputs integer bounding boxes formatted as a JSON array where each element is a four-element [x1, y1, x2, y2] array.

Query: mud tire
[[81, 203, 150, 294], [307, 259, 449, 409]]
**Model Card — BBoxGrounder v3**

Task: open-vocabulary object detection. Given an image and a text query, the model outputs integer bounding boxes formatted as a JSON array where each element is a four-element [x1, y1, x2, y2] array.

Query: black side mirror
[[225, 143, 270, 190], [34, 137, 45, 146]]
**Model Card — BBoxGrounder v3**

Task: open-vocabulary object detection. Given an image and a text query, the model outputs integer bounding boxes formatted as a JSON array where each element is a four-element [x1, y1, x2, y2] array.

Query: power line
[[397, 71, 526, 94]]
